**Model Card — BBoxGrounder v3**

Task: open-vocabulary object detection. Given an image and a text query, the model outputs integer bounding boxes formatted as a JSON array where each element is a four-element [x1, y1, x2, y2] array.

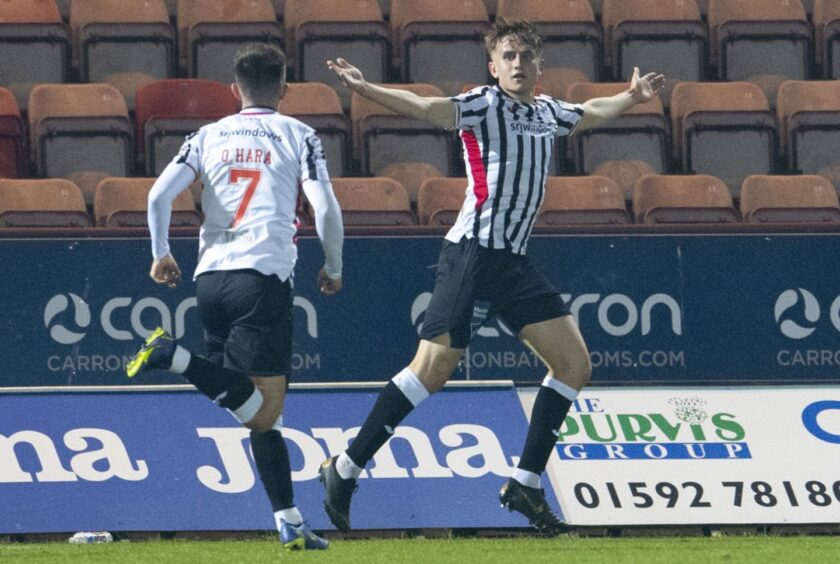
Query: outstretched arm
[[328, 57, 456, 129], [576, 67, 666, 131]]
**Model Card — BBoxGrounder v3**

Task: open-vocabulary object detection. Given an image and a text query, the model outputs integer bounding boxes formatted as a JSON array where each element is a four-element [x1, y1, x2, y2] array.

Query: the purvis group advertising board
[[3, 233, 840, 387], [0, 384, 544, 534], [534, 386, 840, 526]]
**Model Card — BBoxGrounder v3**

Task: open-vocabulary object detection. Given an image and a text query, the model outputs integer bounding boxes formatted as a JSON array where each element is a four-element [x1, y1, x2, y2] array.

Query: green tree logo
[[668, 397, 708, 425]]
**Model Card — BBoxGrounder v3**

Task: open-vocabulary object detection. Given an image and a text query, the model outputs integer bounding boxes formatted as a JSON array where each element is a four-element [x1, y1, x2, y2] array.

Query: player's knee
[[246, 398, 283, 433], [548, 352, 591, 390]]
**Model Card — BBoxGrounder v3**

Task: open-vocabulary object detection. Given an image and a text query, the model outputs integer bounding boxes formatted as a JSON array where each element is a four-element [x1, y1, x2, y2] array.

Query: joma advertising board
[[0, 385, 541, 533]]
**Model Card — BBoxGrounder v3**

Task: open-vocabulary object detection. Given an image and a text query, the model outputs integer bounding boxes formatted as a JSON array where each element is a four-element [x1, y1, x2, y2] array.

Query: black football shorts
[[419, 237, 570, 348], [196, 268, 293, 377]]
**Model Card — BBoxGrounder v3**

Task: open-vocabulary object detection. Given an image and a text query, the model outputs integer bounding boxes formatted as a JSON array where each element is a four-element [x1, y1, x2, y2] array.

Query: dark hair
[[233, 44, 286, 101], [483, 17, 543, 56]]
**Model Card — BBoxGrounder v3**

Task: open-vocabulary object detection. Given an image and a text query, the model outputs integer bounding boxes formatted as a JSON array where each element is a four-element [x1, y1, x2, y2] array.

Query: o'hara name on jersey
[[221, 147, 273, 164]]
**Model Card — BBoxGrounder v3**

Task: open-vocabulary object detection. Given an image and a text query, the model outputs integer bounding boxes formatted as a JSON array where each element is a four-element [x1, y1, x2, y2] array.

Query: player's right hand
[[150, 254, 181, 289], [326, 58, 368, 94]]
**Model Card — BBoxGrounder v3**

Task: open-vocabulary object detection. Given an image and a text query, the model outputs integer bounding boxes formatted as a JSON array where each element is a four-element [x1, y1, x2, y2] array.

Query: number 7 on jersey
[[230, 168, 262, 228]]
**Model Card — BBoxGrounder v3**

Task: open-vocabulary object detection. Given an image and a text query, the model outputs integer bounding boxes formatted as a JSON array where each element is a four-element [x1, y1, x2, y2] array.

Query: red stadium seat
[[135, 79, 238, 175]]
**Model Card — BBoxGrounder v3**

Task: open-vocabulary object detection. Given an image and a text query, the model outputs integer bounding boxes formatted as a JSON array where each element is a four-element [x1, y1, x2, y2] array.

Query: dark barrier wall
[[2, 232, 840, 386]]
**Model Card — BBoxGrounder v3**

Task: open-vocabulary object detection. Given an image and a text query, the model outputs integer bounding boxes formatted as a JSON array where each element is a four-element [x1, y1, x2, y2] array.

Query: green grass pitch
[[2, 535, 839, 563]]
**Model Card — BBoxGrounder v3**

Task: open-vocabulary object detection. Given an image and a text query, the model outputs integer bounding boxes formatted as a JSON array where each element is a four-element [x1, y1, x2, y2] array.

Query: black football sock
[[181, 355, 259, 413], [251, 429, 295, 511], [346, 381, 416, 468], [517, 384, 574, 476]]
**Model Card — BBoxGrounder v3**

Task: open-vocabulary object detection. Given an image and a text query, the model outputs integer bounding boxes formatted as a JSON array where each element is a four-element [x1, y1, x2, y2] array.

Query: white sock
[[230, 387, 263, 424], [513, 468, 541, 489], [275, 507, 303, 528], [336, 452, 363, 480], [392, 367, 430, 407], [542, 375, 578, 401], [169, 346, 191, 374]]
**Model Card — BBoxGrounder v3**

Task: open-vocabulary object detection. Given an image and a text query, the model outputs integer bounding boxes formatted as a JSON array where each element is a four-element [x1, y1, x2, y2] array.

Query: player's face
[[489, 36, 541, 102]]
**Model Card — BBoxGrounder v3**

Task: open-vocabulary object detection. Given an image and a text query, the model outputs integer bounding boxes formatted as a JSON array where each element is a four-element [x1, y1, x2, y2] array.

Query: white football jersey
[[175, 108, 330, 281]]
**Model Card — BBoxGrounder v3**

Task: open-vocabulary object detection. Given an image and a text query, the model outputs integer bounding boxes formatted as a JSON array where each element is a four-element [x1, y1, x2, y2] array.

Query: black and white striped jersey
[[446, 85, 584, 254]]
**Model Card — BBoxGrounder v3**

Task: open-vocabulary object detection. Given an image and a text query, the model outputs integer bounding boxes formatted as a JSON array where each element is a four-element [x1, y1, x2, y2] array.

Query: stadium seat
[[814, 0, 840, 78], [740, 174, 840, 223], [177, 0, 283, 83], [0, 0, 70, 113], [496, 0, 602, 81], [351, 83, 459, 177], [670, 81, 777, 196], [776, 80, 840, 179], [601, 0, 706, 106], [537, 67, 590, 100], [0, 87, 27, 178], [331, 177, 417, 225], [135, 79, 239, 176], [69, 0, 175, 111], [390, 0, 491, 95], [284, 0, 389, 111], [633, 174, 739, 224], [538, 176, 630, 225], [94, 177, 201, 228], [0, 178, 90, 227], [708, 0, 811, 106], [416, 177, 466, 225], [278, 82, 351, 178], [566, 82, 668, 177], [590, 160, 657, 201], [28, 84, 132, 205], [379, 162, 444, 206]]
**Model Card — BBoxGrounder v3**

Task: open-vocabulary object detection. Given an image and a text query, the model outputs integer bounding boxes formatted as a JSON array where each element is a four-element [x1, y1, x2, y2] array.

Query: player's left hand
[[318, 267, 342, 295], [629, 67, 665, 102]]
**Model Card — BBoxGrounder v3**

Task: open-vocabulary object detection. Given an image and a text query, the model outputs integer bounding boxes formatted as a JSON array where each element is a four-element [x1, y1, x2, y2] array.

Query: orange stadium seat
[[670, 81, 777, 196], [566, 82, 668, 178], [0, 87, 27, 179], [331, 177, 417, 225], [0, 0, 70, 113], [777, 80, 840, 180], [740, 174, 840, 223], [135, 79, 239, 176], [0, 178, 90, 227], [633, 174, 739, 224], [351, 83, 459, 176], [537, 67, 589, 100], [390, 0, 491, 95], [496, 0, 602, 81], [69, 0, 175, 111], [538, 176, 630, 225], [814, 0, 840, 78], [94, 177, 201, 228], [708, 0, 811, 106], [278, 82, 351, 178], [416, 177, 466, 225], [602, 0, 706, 106], [177, 0, 283, 83], [28, 84, 132, 204], [379, 162, 444, 206], [284, 0, 389, 111], [590, 160, 657, 201]]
